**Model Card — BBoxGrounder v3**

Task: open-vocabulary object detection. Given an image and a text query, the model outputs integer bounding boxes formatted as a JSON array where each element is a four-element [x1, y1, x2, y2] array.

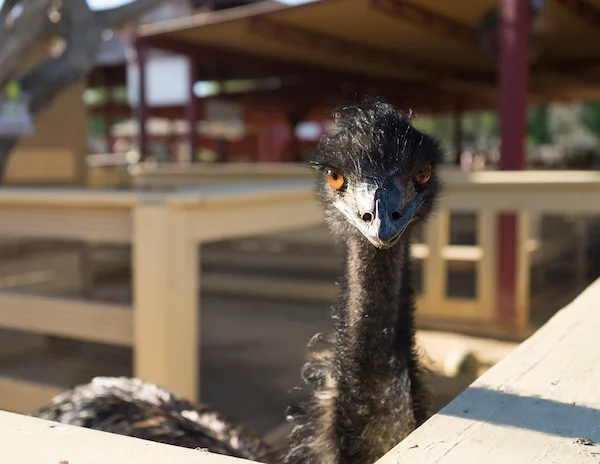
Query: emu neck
[[336, 235, 415, 373], [332, 235, 419, 463]]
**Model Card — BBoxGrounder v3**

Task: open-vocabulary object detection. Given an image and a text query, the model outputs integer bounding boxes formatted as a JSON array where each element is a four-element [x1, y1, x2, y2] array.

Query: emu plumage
[[285, 98, 441, 464]]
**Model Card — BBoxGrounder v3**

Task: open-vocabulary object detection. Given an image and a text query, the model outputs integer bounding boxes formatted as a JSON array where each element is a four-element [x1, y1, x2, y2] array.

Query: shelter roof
[[137, 0, 600, 112]]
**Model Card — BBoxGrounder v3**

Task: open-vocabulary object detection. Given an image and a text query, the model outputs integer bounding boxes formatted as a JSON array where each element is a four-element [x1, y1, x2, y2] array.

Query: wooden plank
[[133, 204, 199, 401], [0, 293, 132, 346], [442, 189, 600, 215], [189, 197, 323, 243], [0, 410, 253, 464], [0, 188, 138, 207], [441, 245, 481, 261], [202, 273, 338, 302], [0, 378, 61, 414], [476, 210, 497, 321], [423, 211, 448, 311], [0, 207, 131, 243], [516, 211, 532, 329], [377, 278, 600, 464]]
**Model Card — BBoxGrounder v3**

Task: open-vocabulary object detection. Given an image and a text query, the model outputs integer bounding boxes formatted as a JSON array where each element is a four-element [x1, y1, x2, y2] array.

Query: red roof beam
[[369, 0, 476, 45]]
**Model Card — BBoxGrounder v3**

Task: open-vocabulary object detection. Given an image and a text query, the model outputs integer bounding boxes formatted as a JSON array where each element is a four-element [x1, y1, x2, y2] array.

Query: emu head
[[312, 98, 443, 249]]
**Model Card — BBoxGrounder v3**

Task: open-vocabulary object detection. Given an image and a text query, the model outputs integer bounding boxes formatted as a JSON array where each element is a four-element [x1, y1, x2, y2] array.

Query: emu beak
[[342, 182, 421, 249]]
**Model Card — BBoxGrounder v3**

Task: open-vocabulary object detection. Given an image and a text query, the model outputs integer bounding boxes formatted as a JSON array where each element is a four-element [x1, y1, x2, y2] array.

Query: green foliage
[[87, 114, 107, 139], [528, 105, 551, 145], [580, 101, 600, 135]]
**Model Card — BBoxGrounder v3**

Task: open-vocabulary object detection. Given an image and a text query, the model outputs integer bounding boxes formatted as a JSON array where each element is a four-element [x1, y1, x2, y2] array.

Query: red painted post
[[497, 0, 529, 326], [135, 39, 149, 162], [187, 59, 198, 164]]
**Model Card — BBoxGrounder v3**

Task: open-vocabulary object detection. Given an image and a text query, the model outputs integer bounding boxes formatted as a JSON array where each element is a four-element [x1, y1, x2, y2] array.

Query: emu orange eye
[[415, 163, 431, 185], [326, 169, 345, 191]]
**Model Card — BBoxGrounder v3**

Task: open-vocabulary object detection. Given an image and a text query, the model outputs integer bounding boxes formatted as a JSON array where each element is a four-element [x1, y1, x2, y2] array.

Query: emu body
[[32, 377, 274, 462]]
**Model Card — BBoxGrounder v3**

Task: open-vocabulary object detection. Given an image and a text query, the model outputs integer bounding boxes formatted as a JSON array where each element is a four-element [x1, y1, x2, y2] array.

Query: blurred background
[[1, 0, 600, 445]]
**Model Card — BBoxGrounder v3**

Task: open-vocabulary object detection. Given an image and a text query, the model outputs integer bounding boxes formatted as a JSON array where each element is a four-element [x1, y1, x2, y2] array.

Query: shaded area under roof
[[135, 0, 600, 112]]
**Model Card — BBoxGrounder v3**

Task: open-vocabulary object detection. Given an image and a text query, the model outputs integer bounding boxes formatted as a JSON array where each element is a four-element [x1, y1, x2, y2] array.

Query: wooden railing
[[0, 182, 321, 409], [0, 171, 598, 413], [0, 408, 247, 463], [4, 276, 600, 463], [377, 276, 600, 463]]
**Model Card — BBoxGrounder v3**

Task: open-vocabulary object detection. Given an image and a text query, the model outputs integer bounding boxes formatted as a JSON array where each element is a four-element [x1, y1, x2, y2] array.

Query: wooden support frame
[[553, 0, 600, 32], [452, 108, 463, 165], [187, 58, 199, 164], [369, 0, 476, 45], [0, 293, 132, 346], [133, 202, 199, 401], [0, 410, 246, 463], [134, 38, 149, 162], [247, 16, 446, 78], [142, 36, 493, 110], [0, 174, 595, 411], [377, 277, 600, 463], [246, 16, 494, 97]]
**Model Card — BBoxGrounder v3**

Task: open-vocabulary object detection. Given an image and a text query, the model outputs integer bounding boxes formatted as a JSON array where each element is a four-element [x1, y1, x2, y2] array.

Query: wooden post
[[574, 217, 588, 288], [516, 211, 532, 330], [187, 59, 198, 164], [135, 39, 149, 162], [497, 0, 529, 327], [453, 108, 463, 165], [133, 202, 199, 400], [477, 210, 498, 320], [423, 210, 448, 314]]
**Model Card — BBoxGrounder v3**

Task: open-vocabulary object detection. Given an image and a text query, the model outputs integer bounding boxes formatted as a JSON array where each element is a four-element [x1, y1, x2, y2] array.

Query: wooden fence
[[0, 171, 598, 412], [5, 277, 600, 463]]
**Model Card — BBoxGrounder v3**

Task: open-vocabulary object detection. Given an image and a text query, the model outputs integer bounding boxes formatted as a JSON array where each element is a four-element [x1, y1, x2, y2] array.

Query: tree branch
[[96, 0, 167, 29], [20, 0, 98, 117], [0, 0, 168, 181], [0, 0, 55, 87], [0, 0, 18, 26]]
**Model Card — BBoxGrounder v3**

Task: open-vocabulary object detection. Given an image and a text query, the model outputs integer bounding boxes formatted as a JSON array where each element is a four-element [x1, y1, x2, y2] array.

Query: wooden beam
[[0, 379, 62, 415], [247, 15, 455, 80], [553, 0, 600, 32], [453, 108, 463, 165], [133, 204, 199, 401], [134, 38, 149, 162], [534, 55, 600, 87], [0, 293, 132, 346], [187, 58, 199, 163], [144, 35, 493, 104], [246, 16, 494, 97], [144, 35, 343, 79], [377, 277, 600, 463], [0, 410, 247, 463], [535, 55, 600, 74], [370, 0, 476, 45]]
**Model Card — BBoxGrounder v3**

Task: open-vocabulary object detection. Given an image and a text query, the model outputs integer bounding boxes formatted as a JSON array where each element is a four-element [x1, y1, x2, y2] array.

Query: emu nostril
[[361, 212, 374, 222], [391, 211, 401, 220]]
